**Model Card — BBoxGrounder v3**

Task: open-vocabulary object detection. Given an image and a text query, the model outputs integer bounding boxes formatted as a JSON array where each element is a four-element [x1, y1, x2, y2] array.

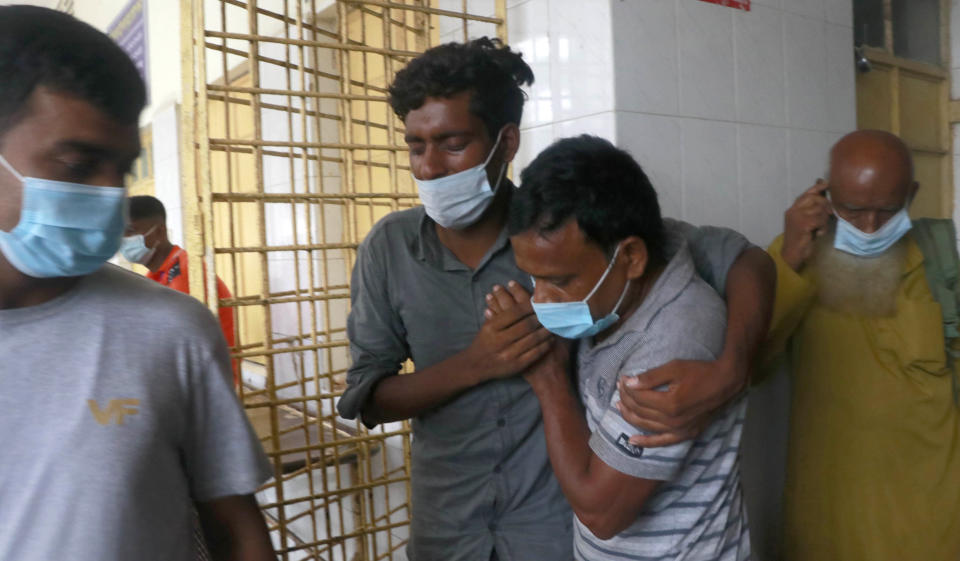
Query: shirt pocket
[[873, 299, 947, 376]]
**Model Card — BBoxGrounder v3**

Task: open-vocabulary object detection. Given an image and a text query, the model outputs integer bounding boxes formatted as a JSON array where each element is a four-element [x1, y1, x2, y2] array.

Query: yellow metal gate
[[179, 1, 506, 559]]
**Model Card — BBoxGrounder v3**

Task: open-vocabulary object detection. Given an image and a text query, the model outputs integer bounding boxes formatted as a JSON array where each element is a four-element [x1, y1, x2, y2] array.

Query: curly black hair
[[0, 5, 146, 138], [388, 37, 534, 138], [509, 135, 666, 263]]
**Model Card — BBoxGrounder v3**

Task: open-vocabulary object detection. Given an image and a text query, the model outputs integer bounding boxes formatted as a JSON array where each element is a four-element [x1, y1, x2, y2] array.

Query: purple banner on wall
[[107, 0, 149, 101]]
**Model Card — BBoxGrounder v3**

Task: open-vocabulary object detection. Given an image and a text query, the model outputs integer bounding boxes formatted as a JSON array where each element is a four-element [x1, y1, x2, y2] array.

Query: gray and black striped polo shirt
[[575, 234, 750, 561]]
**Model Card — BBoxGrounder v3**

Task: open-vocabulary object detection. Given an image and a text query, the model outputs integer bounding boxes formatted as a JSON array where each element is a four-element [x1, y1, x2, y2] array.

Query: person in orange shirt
[[121, 195, 239, 384]]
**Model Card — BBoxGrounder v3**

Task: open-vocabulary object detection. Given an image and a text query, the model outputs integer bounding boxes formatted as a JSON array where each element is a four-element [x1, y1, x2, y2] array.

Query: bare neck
[[0, 258, 81, 310], [435, 185, 512, 270]]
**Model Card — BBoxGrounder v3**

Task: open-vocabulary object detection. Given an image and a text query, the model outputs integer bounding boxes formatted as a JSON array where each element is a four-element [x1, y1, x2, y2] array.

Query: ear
[[621, 236, 648, 281], [908, 181, 919, 203], [500, 122, 521, 165]]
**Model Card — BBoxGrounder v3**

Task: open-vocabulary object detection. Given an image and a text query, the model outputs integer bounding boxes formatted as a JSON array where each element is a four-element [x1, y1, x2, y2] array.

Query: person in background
[[0, 6, 274, 560], [122, 195, 239, 385], [763, 130, 960, 561], [336, 37, 773, 560]]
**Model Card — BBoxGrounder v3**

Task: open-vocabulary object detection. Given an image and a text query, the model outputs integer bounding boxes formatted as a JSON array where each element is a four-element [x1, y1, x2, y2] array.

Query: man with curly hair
[[337, 38, 774, 560]]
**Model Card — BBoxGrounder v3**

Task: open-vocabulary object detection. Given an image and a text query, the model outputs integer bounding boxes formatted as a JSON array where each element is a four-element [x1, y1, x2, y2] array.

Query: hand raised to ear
[[782, 180, 831, 272]]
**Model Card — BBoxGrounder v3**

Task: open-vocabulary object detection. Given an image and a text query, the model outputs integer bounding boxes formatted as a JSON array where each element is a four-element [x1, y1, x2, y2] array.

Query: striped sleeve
[[588, 329, 723, 481]]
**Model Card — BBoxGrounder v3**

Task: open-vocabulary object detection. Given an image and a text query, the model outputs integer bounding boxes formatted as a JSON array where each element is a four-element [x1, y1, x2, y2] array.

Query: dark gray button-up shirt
[[337, 206, 751, 561]]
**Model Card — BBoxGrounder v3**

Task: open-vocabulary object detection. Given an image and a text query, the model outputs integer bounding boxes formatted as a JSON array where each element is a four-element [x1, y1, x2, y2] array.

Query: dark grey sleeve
[[336, 236, 409, 428], [663, 218, 754, 296]]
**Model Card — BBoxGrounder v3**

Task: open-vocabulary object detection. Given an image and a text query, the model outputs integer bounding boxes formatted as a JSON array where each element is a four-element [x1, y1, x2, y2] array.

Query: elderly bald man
[[763, 130, 960, 561]]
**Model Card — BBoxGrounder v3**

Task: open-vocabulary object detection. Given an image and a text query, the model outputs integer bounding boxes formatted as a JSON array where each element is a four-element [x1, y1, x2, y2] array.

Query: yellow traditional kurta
[[765, 234, 960, 561]]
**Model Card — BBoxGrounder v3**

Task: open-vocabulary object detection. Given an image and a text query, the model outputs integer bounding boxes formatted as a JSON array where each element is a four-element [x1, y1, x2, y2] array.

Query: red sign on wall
[[699, 0, 750, 10]]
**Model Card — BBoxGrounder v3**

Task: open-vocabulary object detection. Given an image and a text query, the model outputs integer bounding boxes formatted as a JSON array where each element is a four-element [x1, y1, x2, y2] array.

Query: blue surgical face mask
[[412, 128, 507, 230], [119, 224, 158, 265], [531, 244, 631, 339], [0, 153, 126, 278], [833, 201, 912, 257]]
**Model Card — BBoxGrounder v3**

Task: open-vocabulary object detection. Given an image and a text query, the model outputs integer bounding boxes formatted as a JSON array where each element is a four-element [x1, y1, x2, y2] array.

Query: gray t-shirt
[[576, 235, 750, 561], [0, 265, 272, 561]]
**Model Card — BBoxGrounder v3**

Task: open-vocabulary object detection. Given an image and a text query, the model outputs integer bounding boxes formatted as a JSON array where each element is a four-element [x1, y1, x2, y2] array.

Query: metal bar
[[496, 0, 507, 42], [189, 1, 508, 556], [206, 30, 422, 57], [221, 0, 340, 40], [179, 0, 205, 302], [206, 94, 404, 134], [208, 136, 405, 150], [259, 475, 410, 508], [272, 518, 410, 554], [214, 241, 358, 253], [204, 42, 393, 95], [208, 82, 393, 101], [342, 0, 503, 24]]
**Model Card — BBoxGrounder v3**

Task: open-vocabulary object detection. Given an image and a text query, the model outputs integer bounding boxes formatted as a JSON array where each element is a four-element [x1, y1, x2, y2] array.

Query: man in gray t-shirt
[[495, 136, 751, 560], [0, 266, 273, 560], [0, 7, 274, 560]]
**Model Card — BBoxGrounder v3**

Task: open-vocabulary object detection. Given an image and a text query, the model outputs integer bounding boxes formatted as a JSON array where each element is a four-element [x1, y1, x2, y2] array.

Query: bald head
[[828, 130, 917, 233]]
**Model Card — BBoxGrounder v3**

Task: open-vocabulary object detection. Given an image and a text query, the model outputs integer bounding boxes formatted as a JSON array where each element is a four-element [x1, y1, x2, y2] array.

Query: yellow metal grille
[[180, 1, 505, 559]]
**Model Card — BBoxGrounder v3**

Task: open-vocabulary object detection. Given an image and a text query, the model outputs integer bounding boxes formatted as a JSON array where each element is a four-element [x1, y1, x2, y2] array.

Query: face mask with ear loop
[[412, 128, 508, 230], [530, 244, 631, 339], [829, 191, 913, 257], [0, 153, 126, 278], [119, 224, 159, 265]]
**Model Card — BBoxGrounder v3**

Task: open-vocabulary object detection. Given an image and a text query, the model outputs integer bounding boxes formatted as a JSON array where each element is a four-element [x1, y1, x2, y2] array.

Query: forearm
[[198, 495, 275, 561], [362, 351, 483, 425], [721, 247, 776, 380], [207, 534, 275, 561], [528, 371, 601, 514], [530, 370, 659, 539]]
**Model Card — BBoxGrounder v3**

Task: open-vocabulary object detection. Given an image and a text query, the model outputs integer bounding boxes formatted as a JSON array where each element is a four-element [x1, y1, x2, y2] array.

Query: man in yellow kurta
[[765, 130, 960, 561]]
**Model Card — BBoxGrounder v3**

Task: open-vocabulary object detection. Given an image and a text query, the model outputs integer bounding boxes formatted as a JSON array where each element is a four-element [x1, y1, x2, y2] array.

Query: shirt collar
[[413, 186, 515, 273], [587, 231, 696, 352]]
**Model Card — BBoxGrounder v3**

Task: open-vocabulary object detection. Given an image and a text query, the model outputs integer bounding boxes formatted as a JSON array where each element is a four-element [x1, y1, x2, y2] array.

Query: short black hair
[[0, 5, 146, 138], [129, 196, 166, 222], [509, 135, 666, 262], [388, 37, 533, 138]]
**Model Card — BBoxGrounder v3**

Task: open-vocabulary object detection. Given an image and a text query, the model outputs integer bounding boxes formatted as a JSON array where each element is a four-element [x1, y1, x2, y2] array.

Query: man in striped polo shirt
[[490, 135, 750, 560]]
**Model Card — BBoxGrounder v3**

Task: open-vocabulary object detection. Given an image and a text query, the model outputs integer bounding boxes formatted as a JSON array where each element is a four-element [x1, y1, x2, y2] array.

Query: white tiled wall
[[510, 0, 855, 248], [509, 0, 618, 155]]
